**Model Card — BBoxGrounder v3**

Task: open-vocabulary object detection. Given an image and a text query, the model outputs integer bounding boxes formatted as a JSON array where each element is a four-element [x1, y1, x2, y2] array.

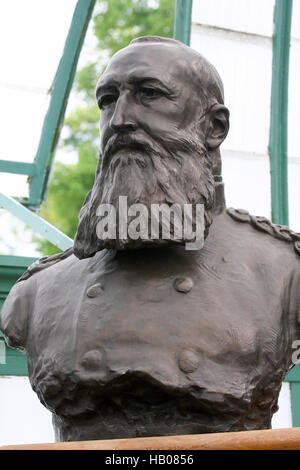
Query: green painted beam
[[290, 383, 300, 427], [268, 0, 293, 226], [0, 255, 36, 269], [268, 0, 300, 431], [0, 256, 36, 300], [0, 339, 5, 362], [0, 192, 73, 251], [285, 364, 300, 382], [0, 160, 36, 176], [174, 0, 193, 45], [0, 255, 37, 268], [0, 341, 28, 376], [28, 0, 96, 210], [0, 255, 36, 375], [0, 255, 37, 316]]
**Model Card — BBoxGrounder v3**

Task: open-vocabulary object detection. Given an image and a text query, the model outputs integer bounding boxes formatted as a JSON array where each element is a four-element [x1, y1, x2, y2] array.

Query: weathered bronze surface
[[1, 37, 300, 442]]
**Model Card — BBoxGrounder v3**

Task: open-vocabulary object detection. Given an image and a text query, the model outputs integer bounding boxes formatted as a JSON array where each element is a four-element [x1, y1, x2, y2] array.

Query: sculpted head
[[74, 36, 229, 259]]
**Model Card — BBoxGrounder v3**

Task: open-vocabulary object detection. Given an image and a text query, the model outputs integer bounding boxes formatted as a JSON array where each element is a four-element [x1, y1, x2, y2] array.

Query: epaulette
[[227, 208, 300, 256], [17, 247, 74, 283]]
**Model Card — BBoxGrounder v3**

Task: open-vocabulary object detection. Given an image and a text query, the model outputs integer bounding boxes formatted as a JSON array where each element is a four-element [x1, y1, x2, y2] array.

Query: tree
[[36, 0, 174, 256]]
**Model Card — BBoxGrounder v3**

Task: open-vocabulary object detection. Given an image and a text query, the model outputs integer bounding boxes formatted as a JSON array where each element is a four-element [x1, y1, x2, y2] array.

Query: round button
[[81, 350, 103, 371], [173, 277, 193, 293], [87, 283, 103, 298], [178, 349, 200, 373]]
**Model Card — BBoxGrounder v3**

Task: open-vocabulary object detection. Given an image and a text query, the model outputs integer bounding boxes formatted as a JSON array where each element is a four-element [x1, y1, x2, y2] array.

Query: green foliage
[[63, 104, 100, 148], [94, 0, 174, 56], [36, 0, 175, 256], [37, 142, 98, 256]]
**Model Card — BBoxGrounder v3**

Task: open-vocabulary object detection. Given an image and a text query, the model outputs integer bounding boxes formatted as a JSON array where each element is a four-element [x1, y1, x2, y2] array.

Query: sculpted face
[[97, 42, 208, 156], [74, 38, 229, 258]]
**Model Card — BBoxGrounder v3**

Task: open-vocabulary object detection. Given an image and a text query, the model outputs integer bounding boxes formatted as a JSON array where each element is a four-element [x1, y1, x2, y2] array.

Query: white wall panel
[[222, 151, 271, 218], [288, 39, 300, 160], [191, 26, 272, 156], [0, 376, 291, 446], [0, 376, 54, 446], [271, 382, 292, 429], [288, 160, 300, 231], [291, 0, 300, 39], [191, 1, 300, 230], [192, 0, 275, 37]]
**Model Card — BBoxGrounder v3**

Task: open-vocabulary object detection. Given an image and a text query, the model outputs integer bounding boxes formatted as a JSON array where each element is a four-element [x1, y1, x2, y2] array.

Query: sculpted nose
[[109, 94, 137, 132]]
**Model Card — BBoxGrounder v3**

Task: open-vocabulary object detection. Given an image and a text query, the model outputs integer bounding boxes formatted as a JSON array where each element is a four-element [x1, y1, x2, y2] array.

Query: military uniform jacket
[[1, 209, 300, 440]]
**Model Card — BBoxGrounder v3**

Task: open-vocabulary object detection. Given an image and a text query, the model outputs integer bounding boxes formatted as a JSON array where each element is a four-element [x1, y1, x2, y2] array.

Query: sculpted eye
[[99, 94, 118, 109], [139, 87, 164, 100]]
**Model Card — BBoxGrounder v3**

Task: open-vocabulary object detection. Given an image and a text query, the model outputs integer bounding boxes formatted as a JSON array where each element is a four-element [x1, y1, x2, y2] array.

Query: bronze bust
[[1, 37, 300, 442]]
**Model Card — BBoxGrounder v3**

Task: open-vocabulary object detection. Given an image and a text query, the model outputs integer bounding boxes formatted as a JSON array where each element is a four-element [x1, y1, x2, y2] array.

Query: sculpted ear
[[206, 104, 229, 150]]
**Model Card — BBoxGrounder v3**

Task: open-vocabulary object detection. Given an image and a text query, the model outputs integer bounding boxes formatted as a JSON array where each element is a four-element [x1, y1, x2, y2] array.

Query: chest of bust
[[27, 248, 285, 400]]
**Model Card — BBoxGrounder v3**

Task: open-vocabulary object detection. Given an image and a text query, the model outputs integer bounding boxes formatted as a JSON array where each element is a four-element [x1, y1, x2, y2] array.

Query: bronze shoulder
[[16, 247, 74, 283], [227, 208, 300, 256]]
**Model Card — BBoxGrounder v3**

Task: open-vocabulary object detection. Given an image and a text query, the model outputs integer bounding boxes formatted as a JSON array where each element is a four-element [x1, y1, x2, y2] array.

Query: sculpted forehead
[[97, 42, 201, 90]]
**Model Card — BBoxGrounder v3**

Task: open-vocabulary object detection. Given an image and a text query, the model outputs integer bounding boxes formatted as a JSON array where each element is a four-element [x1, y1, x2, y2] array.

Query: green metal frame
[[0, 1, 93, 256], [290, 384, 300, 427], [0, 0, 96, 212], [174, 0, 193, 45], [0, 192, 73, 251], [27, 0, 96, 210], [268, 0, 293, 226], [0, 0, 94, 375], [0, 161, 36, 176], [285, 366, 300, 426], [268, 0, 299, 425], [0, 256, 36, 376]]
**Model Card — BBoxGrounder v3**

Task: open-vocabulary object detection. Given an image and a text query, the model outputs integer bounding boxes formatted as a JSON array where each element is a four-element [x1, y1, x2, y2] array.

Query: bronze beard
[[73, 132, 215, 259]]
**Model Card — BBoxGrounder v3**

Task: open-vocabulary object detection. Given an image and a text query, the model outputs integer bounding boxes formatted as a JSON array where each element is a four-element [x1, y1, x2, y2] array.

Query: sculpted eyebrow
[[96, 82, 119, 100], [128, 76, 173, 93], [95, 76, 175, 100]]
